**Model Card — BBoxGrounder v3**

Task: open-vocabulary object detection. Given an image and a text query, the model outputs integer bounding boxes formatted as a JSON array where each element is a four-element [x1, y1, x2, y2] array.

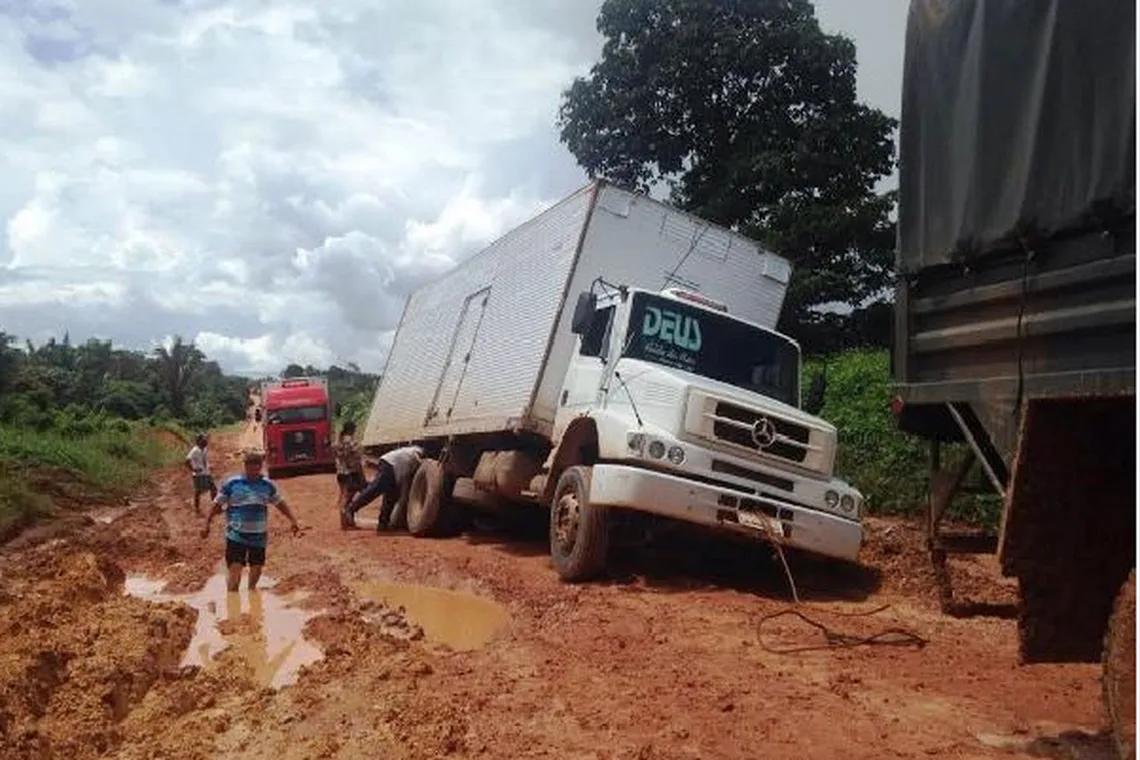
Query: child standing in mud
[[333, 420, 366, 527], [185, 433, 217, 515], [201, 448, 303, 591]]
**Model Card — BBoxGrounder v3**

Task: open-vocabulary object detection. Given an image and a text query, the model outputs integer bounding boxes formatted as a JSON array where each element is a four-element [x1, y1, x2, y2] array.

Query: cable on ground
[[756, 523, 929, 654]]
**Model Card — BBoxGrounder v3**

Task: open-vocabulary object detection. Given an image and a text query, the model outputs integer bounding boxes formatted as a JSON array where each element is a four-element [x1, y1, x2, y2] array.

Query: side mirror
[[570, 291, 597, 335], [804, 372, 827, 415]]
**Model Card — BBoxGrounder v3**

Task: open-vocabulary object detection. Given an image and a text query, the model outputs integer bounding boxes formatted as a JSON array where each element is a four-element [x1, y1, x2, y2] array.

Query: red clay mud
[[0, 423, 1111, 759]]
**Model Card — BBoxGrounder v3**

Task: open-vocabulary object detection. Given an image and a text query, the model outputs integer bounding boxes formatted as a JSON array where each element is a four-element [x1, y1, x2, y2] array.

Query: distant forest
[[0, 332, 379, 435]]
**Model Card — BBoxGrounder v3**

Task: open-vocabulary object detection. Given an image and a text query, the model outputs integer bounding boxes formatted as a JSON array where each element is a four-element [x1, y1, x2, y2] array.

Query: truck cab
[[553, 285, 863, 568], [261, 377, 336, 478]]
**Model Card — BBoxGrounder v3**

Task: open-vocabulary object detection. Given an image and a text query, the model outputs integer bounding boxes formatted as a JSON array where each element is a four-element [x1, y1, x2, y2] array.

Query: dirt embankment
[[0, 423, 1112, 760]]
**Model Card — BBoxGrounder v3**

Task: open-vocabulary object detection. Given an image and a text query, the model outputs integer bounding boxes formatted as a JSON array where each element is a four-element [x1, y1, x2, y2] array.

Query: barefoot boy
[[185, 433, 217, 514]]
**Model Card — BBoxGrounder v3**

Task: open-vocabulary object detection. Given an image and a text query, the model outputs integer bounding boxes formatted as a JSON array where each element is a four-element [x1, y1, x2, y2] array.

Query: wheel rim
[[554, 490, 580, 553]]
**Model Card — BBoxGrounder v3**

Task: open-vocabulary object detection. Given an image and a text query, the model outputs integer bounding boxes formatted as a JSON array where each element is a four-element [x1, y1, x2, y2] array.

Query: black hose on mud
[[756, 605, 928, 654], [756, 533, 928, 655]]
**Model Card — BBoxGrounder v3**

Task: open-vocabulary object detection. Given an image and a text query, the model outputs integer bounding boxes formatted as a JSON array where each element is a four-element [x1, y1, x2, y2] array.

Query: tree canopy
[[0, 333, 383, 435], [0, 334, 250, 432], [558, 0, 898, 351]]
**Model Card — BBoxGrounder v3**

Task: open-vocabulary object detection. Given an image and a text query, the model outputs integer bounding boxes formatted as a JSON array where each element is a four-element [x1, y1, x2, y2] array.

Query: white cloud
[[0, 0, 906, 376], [0, 0, 597, 374]]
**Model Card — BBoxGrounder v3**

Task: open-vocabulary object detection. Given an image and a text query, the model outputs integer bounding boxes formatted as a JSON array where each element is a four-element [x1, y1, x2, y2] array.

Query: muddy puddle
[[125, 573, 323, 688], [357, 582, 509, 651]]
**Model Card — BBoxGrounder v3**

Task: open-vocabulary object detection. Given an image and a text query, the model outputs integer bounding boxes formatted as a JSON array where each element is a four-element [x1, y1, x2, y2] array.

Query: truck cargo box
[[363, 181, 792, 448], [892, 0, 1136, 461]]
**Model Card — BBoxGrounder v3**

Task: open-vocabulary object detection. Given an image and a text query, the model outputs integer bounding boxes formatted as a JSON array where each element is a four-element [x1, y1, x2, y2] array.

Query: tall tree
[[0, 332, 21, 394], [558, 0, 897, 350], [152, 335, 204, 415]]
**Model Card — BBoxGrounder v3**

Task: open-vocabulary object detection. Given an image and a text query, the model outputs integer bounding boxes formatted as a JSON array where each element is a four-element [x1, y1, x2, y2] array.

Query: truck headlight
[[824, 490, 839, 509], [666, 445, 686, 465], [647, 440, 666, 459], [840, 494, 855, 513]]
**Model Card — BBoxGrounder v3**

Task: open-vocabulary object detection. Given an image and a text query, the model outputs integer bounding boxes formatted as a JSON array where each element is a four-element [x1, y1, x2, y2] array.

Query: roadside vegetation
[[0, 331, 384, 541], [0, 331, 247, 539], [805, 349, 1002, 529]]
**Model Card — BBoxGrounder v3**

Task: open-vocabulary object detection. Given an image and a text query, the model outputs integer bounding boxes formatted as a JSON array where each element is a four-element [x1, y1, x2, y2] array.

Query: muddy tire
[[549, 466, 609, 582], [405, 459, 454, 537], [387, 461, 419, 531], [1103, 569, 1136, 760]]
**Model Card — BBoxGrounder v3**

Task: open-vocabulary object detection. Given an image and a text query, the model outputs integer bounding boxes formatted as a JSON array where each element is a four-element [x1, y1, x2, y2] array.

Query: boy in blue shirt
[[201, 448, 303, 591]]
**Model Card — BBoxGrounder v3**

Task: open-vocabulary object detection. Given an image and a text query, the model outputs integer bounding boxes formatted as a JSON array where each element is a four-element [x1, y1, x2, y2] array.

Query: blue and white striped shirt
[[214, 475, 282, 548]]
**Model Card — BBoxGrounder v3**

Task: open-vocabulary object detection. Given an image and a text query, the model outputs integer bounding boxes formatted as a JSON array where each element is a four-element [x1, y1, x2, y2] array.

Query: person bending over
[[343, 445, 424, 532]]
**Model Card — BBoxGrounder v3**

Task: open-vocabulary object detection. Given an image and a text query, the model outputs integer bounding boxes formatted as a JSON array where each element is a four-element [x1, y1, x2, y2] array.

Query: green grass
[[0, 422, 184, 541], [805, 348, 1002, 529]]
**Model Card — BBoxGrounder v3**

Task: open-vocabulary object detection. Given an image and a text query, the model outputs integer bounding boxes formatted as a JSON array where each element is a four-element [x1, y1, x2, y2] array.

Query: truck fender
[[540, 417, 599, 504]]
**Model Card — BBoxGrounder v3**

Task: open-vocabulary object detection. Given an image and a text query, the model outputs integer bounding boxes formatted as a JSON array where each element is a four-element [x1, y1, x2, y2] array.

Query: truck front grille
[[283, 430, 317, 462], [710, 402, 810, 463], [683, 390, 836, 476]]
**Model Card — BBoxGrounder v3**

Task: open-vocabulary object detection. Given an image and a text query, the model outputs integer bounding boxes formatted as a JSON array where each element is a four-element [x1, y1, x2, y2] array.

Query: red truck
[[260, 377, 337, 478]]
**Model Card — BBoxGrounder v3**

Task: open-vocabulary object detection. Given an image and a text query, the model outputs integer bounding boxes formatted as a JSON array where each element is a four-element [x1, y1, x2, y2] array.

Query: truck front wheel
[[405, 459, 455, 537], [1103, 569, 1135, 760], [549, 466, 609, 582]]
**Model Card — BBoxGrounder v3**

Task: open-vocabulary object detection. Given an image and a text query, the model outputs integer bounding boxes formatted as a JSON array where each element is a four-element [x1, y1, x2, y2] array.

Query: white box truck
[[362, 181, 864, 581]]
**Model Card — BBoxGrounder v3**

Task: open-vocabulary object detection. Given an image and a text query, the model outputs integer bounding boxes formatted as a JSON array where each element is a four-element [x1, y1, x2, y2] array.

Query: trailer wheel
[[1103, 569, 1135, 760], [549, 466, 609, 582], [387, 461, 419, 531], [405, 459, 454, 537]]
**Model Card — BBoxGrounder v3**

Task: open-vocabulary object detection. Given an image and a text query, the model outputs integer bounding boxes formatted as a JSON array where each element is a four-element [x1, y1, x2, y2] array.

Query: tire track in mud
[[0, 422, 1114, 760]]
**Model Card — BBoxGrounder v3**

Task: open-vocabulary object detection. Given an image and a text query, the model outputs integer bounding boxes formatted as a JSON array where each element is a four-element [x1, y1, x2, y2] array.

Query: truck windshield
[[266, 405, 327, 424], [622, 292, 800, 406]]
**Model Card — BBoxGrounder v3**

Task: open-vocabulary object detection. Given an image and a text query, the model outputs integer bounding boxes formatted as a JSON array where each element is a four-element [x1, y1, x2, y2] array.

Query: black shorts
[[225, 539, 266, 567], [337, 471, 366, 493], [192, 474, 215, 495]]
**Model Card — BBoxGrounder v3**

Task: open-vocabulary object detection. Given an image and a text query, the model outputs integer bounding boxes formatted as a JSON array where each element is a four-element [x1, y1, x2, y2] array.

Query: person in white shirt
[[343, 445, 424, 532], [185, 433, 217, 514]]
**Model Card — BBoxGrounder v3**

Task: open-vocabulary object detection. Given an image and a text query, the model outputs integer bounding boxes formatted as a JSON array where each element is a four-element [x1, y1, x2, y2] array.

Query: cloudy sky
[[0, 0, 908, 376]]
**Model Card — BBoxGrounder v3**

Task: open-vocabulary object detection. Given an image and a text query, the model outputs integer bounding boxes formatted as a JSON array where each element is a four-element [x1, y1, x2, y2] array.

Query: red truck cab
[[260, 377, 336, 478]]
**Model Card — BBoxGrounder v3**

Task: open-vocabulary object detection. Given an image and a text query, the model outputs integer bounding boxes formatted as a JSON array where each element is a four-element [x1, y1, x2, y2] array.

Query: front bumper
[[588, 464, 863, 563]]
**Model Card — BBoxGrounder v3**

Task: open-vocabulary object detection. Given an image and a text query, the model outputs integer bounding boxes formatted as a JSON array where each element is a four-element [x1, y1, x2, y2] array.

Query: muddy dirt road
[[0, 423, 1114, 759]]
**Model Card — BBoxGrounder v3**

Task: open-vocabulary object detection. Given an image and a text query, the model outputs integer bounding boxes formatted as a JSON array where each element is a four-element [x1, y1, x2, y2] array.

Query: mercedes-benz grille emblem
[[750, 417, 778, 449]]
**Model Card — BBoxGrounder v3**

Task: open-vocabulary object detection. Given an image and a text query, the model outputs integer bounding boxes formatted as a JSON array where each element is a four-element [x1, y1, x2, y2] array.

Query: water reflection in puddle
[[124, 574, 323, 688], [357, 582, 509, 651]]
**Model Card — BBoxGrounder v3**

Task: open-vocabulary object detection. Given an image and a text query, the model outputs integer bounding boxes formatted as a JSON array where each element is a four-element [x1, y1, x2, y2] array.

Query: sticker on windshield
[[641, 306, 701, 369]]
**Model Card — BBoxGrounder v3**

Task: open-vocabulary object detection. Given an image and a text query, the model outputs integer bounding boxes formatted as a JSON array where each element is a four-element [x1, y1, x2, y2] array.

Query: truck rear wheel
[[386, 461, 420, 531], [549, 466, 609, 582], [405, 459, 454, 537], [1103, 569, 1135, 760]]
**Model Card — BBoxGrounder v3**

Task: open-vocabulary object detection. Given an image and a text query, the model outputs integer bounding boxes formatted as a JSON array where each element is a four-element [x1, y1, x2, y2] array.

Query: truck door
[[557, 303, 617, 425], [426, 286, 490, 426]]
